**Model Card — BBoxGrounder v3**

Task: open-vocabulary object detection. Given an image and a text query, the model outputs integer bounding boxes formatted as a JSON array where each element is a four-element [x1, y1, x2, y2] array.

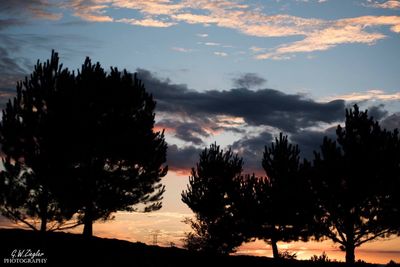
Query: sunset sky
[[1, 0, 400, 263]]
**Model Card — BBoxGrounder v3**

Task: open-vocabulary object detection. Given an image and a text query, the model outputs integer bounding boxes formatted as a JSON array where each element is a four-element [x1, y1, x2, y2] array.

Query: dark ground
[[0, 228, 395, 267]]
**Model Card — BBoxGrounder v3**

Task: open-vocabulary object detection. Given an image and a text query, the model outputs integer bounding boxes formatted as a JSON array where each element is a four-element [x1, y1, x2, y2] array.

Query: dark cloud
[[291, 127, 337, 159], [158, 119, 210, 145], [381, 112, 400, 131], [0, 32, 101, 109], [138, 68, 345, 133], [138, 69, 345, 170], [228, 126, 337, 176], [0, 19, 25, 31], [367, 104, 388, 120], [167, 145, 202, 173], [0, 0, 61, 20], [0, 43, 30, 109], [230, 131, 273, 175], [232, 72, 267, 89]]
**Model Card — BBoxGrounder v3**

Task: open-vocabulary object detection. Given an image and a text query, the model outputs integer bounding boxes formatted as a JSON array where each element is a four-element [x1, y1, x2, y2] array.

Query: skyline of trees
[[182, 105, 400, 263], [0, 51, 398, 264]]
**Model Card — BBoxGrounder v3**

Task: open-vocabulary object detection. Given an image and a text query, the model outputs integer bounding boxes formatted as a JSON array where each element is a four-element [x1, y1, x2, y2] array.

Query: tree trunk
[[39, 193, 48, 232], [83, 217, 93, 237], [271, 238, 279, 259], [82, 209, 93, 237], [82, 202, 93, 237], [40, 216, 47, 232], [345, 244, 355, 264], [344, 222, 355, 264]]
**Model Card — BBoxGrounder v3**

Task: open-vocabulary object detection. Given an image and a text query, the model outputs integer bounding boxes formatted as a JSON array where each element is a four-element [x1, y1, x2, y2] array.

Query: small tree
[[258, 133, 314, 258], [181, 143, 245, 254], [311, 105, 400, 263]]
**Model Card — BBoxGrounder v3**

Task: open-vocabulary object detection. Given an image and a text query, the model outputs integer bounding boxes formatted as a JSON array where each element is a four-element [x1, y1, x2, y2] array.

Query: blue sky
[[1, 0, 400, 263], [1, 0, 400, 97]]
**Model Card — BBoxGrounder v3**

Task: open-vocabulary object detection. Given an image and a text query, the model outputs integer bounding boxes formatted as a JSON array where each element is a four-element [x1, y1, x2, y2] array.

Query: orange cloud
[[256, 16, 400, 59], [117, 17, 175, 27], [67, 1, 113, 22]]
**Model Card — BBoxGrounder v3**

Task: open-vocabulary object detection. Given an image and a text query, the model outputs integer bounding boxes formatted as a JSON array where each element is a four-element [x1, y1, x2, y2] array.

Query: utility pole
[[152, 230, 160, 245]]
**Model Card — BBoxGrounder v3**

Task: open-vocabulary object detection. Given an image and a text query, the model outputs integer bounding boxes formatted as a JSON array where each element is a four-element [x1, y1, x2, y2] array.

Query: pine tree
[[311, 105, 400, 263], [67, 58, 168, 236], [257, 133, 314, 258], [0, 51, 168, 235], [181, 143, 245, 254]]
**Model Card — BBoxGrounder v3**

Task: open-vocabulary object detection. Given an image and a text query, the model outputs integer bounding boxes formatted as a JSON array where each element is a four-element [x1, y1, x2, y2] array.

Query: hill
[[0, 228, 390, 267]]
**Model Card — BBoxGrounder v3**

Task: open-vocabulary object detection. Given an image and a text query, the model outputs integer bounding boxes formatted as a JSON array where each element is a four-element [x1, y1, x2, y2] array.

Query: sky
[[1, 0, 400, 264]]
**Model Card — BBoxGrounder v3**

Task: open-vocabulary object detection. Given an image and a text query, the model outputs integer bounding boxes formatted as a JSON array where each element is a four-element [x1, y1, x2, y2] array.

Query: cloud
[[171, 47, 193, 53], [232, 73, 267, 89], [196, 33, 208, 38], [117, 18, 175, 27], [0, 0, 62, 20], [157, 119, 210, 145], [66, 1, 113, 22], [367, 0, 400, 9], [291, 127, 337, 159], [134, 69, 349, 171], [0, 19, 26, 31], [231, 131, 273, 174], [255, 16, 399, 59], [381, 112, 400, 131], [52, 1, 400, 59], [214, 51, 228, 57], [167, 145, 202, 174], [367, 104, 389, 120], [204, 42, 220, 46], [3, 0, 398, 58], [0, 32, 101, 110], [249, 46, 266, 53], [138, 68, 345, 133], [0, 42, 31, 109], [230, 126, 337, 174], [325, 89, 400, 102]]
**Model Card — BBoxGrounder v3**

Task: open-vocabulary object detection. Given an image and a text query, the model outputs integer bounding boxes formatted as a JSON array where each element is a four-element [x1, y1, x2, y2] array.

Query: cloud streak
[[325, 89, 400, 102], [26, 0, 397, 58]]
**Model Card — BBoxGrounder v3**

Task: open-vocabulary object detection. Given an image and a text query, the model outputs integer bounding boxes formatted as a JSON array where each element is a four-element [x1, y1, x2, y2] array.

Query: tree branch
[[355, 229, 393, 247], [2, 207, 38, 231]]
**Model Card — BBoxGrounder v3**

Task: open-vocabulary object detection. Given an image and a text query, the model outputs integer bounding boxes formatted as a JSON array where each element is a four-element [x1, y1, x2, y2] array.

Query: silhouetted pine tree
[[311, 105, 400, 264], [0, 51, 77, 231], [181, 143, 245, 254], [54, 56, 168, 237], [0, 51, 168, 236], [257, 133, 314, 258]]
